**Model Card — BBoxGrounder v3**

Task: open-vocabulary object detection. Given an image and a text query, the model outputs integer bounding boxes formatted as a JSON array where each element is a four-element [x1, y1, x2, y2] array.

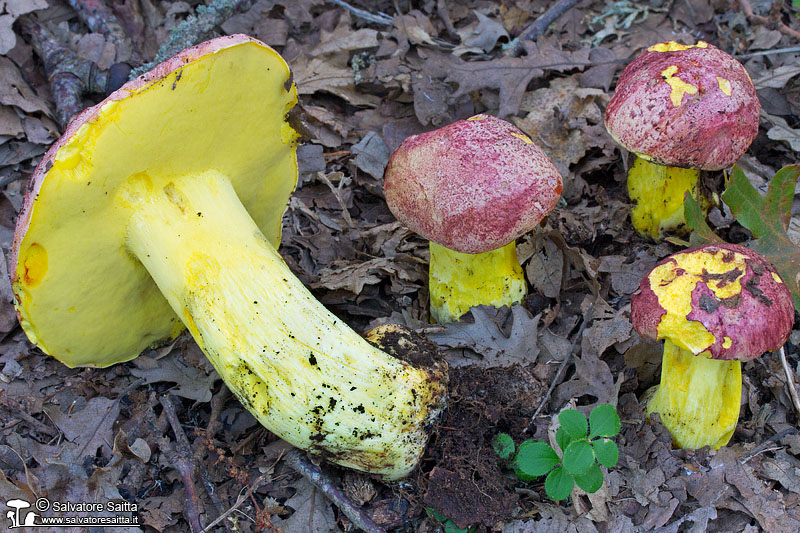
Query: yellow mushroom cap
[[11, 35, 299, 367], [631, 243, 794, 361]]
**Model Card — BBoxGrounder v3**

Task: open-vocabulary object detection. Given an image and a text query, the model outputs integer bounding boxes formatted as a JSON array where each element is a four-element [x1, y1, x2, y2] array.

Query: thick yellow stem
[[428, 241, 526, 323], [647, 338, 741, 449], [627, 156, 704, 240], [121, 169, 446, 479]]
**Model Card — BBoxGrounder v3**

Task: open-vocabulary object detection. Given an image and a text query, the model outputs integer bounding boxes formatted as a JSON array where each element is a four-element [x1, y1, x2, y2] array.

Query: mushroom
[[11, 35, 446, 480], [384, 114, 563, 323], [604, 41, 760, 240], [631, 243, 794, 449]]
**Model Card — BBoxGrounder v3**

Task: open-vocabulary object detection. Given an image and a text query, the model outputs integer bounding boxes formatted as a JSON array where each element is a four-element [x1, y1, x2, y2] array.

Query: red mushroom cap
[[631, 243, 794, 361], [604, 41, 760, 170], [384, 114, 563, 254]]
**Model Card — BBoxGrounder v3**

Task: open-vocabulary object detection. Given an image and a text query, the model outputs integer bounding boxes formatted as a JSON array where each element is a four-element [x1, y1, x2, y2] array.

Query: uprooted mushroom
[[11, 35, 446, 480]]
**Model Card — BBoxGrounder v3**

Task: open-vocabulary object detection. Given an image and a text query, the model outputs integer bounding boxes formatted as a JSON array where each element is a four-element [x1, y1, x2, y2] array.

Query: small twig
[[735, 46, 800, 58], [740, 427, 798, 462], [67, 0, 138, 62], [436, 0, 457, 38], [161, 395, 205, 533], [199, 490, 248, 533], [194, 389, 233, 533], [284, 449, 385, 533], [778, 346, 800, 422], [504, 0, 579, 57], [526, 306, 594, 429], [317, 172, 355, 228], [325, 0, 393, 26], [739, 0, 800, 42], [1, 395, 58, 438], [15, 16, 108, 126]]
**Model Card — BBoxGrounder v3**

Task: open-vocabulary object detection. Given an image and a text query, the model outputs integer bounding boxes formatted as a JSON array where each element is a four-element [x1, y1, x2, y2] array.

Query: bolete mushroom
[[631, 243, 793, 449], [604, 41, 760, 240], [11, 35, 446, 480], [384, 114, 563, 323]]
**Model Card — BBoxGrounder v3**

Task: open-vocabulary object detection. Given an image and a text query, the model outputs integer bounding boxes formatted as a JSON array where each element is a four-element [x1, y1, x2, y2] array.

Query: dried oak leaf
[[717, 447, 800, 532], [511, 77, 609, 178], [418, 37, 591, 118], [273, 476, 339, 533], [763, 113, 800, 152], [312, 257, 424, 295], [504, 504, 599, 533], [43, 397, 119, 458], [130, 351, 218, 402], [0, 57, 52, 115], [518, 233, 563, 299], [454, 11, 509, 54], [425, 305, 540, 367]]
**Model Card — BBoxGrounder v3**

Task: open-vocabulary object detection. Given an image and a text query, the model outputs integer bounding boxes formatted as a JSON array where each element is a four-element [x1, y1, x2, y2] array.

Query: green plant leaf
[[426, 507, 446, 522], [513, 440, 559, 480], [562, 440, 594, 475], [559, 409, 588, 439], [556, 426, 576, 453], [492, 433, 515, 460], [592, 438, 619, 467], [588, 404, 621, 438], [426, 508, 473, 533], [544, 466, 574, 501], [573, 463, 604, 493], [721, 165, 800, 312], [683, 191, 722, 246]]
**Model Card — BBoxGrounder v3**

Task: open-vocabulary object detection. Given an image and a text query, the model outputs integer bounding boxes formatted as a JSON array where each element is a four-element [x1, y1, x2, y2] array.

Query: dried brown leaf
[[131, 352, 218, 402], [520, 234, 563, 299], [0, 57, 52, 115], [43, 397, 119, 458], [455, 11, 508, 54], [418, 37, 591, 118], [0, 14, 15, 56], [273, 476, 339, 533], [426, 305, 540, 367]]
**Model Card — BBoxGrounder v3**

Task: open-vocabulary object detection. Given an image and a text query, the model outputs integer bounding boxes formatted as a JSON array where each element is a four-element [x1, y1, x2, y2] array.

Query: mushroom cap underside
[[384, 114, 563, 254], [604, 41, 760, 170], [631, 243, 794, 361], [11, 35, 299, 367]]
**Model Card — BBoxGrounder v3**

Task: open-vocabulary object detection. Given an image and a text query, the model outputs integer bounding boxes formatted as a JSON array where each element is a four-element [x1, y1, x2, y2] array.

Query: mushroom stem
[[627, 156, 706, 240], [428, 241, 526, 323], [121, 169, 446, 479], [647, 338, 741, 449]]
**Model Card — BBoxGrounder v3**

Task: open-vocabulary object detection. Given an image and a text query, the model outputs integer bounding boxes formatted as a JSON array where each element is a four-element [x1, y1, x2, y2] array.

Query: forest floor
[[1, 0, 800, 531]]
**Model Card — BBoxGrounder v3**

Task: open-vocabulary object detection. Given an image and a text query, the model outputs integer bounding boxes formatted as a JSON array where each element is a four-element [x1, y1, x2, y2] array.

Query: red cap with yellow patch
[[605, 41, 760, 170], [384, 114, 563, 254], [631, 243, 794, 361]]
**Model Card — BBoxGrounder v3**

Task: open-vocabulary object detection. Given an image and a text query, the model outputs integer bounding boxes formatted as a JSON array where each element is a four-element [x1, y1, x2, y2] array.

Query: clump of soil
[[418, 364, 547, 528]]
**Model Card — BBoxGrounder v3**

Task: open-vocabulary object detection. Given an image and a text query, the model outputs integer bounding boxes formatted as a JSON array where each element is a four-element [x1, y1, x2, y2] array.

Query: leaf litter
[[0, 0, 799, 531]]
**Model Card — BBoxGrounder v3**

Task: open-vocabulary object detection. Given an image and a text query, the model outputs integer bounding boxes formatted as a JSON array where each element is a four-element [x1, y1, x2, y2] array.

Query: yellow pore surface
[[627, 157, 702, 240], [14, 41, 298, 367], [648, 247, 749, 355]]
